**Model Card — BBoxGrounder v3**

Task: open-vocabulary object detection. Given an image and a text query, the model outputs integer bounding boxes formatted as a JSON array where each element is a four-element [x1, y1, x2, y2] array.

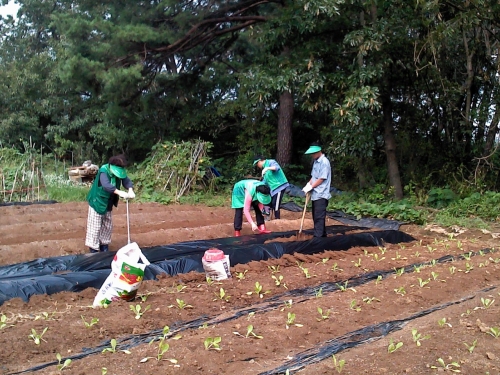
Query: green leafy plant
[[350, 300, 361, 312], [316, 307, 331, 321], [464, 339, 477, 353], [375, 275, 383, 285], [331, 263, 343, 272], [272, 274, 287, 289], [285, 312, 303, 329], [379, 246, 387, 255], [204, 336, 222, 351], [449, 266, 457, 274], [56, 353, 72, 371], [411, 329, 430, 346], [235, 270, 248, 280], [430, 271, 439, 280], [0, 314, 12, 329], [337, 280, 356, 292], [487, 327, 500, 338], [102, 338, 131, 354], [175, 299, 193, 309], [139, 292, 152, 302], [430, 358, 461, 372], [233, 325, 263, 339], [281, 299, 293, 311], [387, 339, 403, 353], [480, 297, 495, 309], [332, 354, 345, 373], [101, 368, 107, 375], [268, 265, 280, 274], [297, 262, 314, 278], [34, 312, 57, 321], [417, 278, 430, 288], [373, 253, 385, 262], [394, 267, 405, 276], [175, 284, 187, 293], [214, 288, 230, 302], [362, 296, 380, 304], [247, 282, 270, 298], [394, 286, 406, 296], [130, 304, 151, 319], [81, 315, 99, 328], [438, 318, 452, 328], [29, 327, 48, 345], [312, 287, 322, 298]]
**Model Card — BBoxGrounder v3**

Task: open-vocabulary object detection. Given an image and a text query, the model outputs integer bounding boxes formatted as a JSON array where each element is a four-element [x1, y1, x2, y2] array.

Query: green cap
[[304, 145, 322, 155], [256, 191, 271, 205], [109, 165, 127, 179], [253, 156, 265, 166]]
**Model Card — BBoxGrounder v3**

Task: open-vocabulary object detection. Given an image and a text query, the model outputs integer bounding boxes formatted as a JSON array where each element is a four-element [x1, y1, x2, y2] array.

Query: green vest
[[231, 179, 262, 209], [262, 160, 288, 191], [87, 164, 118, 215]]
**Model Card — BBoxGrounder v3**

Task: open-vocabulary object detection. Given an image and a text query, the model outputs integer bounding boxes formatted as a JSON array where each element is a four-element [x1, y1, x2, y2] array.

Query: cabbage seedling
[[81, 315, 99, 328], [315, 287, 323, 298], [449, 266, 457, 274], [463, 339, 477, 353], [56, 353, 72, 371], [430, 272, 439, 280], [414, 251, 420, 257], [332, 354, 345, 373], [462, 251, 471, 260], [175, 299, 192, 309], [1, 314, 13, 329], [411, 329, 430, 346], [139, 292, 152, 302], [413, 265, 422, 273], [362, 296, 380, 304], [233, 325, 263, 339], [394, 286, 406, 296], [247, 282, 270, 298], [176, 285, 187, 293], [438, 318, 452, 327], [373, 254, 385, 262], [285, 312, 302, 329], [102, 338, 131, 354], [331, 263, 343, 272], [316, 307, 330, 321], [394, 267, 404, 277], [488, 327, 500, 338], [378, 247, 387, 255], [235, 270, 248, 280], [130, 304, 151, 319], [214, 288, 230, 302], [272, 275, 287, 289], [268, 265, 280, 274], [34, 312, 56, 321], [417, 278, 430, 288], [480, 297, 495, 309], [204, 336, 222, 350], [350, 300, 361, 312], [375, 275, 383, 285], [465, 262, 474, 273], [387, 339, 403, 353], [29, 327, 48, 345], [430, 358, 460, 372], [280, 299, 293, 311]]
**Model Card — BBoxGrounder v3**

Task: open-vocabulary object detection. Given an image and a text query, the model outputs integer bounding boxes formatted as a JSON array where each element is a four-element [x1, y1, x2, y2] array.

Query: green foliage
[[134, 140, 213, 202], [426, 188, 456, 208]]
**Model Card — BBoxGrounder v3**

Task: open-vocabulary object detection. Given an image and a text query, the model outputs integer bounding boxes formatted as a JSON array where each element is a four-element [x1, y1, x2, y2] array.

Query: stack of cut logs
[[68, 160, 99, 184]]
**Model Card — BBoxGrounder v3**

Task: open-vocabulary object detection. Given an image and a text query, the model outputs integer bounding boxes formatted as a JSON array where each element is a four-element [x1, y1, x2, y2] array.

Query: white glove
[[302, 183, 313, 194], [261, 167, 269, 177], [251, 222, 259, 232], [128, 188, 136, 199], [115, 190, 129, 199]]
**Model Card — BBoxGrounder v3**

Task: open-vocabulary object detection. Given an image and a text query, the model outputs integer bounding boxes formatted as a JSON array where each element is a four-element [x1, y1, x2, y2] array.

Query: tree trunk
[[381, 92, 404, 200], [276, 90, 294, 165]]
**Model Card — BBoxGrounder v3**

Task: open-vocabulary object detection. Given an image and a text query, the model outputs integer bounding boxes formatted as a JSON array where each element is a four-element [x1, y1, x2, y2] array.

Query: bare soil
[[0, 202, 499, 375]]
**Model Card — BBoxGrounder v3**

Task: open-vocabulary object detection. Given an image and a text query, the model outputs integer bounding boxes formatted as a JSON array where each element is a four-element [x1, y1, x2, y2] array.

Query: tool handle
[[126, 199, 131, 244], [299, 192, 310, 233]]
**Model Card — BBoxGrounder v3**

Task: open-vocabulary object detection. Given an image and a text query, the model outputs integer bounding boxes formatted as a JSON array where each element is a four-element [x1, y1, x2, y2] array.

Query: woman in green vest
[[85, 154, 135, 253], [231, 179, 272, 237], [253, 156, 289, 220]]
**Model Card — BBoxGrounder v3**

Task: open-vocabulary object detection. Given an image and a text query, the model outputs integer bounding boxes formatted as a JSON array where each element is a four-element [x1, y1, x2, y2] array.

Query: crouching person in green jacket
[[85, 154, 135, 253], [231, 179, 272, 237]]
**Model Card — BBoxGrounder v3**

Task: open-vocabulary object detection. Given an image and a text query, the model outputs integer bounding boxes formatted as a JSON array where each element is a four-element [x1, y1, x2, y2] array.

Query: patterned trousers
[[85, 206, 113, 250]]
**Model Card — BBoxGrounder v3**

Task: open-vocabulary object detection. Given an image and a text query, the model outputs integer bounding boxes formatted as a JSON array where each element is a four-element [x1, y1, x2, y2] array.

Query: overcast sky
[[0, 1, 19, 18]]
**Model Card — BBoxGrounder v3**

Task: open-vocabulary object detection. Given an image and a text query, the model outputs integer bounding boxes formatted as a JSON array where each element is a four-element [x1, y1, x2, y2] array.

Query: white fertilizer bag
[[93, 242, 150, 307], [202, 248, 231, 281]]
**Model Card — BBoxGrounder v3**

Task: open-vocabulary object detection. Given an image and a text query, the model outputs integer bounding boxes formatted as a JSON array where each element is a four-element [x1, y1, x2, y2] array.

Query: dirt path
[[0, 202, 499, 375]]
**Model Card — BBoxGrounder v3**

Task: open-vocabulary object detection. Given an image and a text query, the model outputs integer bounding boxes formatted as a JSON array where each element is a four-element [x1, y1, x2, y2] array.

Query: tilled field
[[0, 202, 499, 375]]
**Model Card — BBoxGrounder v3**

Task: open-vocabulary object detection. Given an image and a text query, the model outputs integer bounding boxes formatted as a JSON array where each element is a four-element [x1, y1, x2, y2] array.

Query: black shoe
[[89, 247, 99, 253], [99, 244, 109, 252]]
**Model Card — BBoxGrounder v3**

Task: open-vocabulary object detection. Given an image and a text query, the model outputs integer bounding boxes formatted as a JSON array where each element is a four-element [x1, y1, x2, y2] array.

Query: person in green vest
[[231, 179, 272, 237], [85, 154, 135, 253], [253, 156, 290, 220]]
